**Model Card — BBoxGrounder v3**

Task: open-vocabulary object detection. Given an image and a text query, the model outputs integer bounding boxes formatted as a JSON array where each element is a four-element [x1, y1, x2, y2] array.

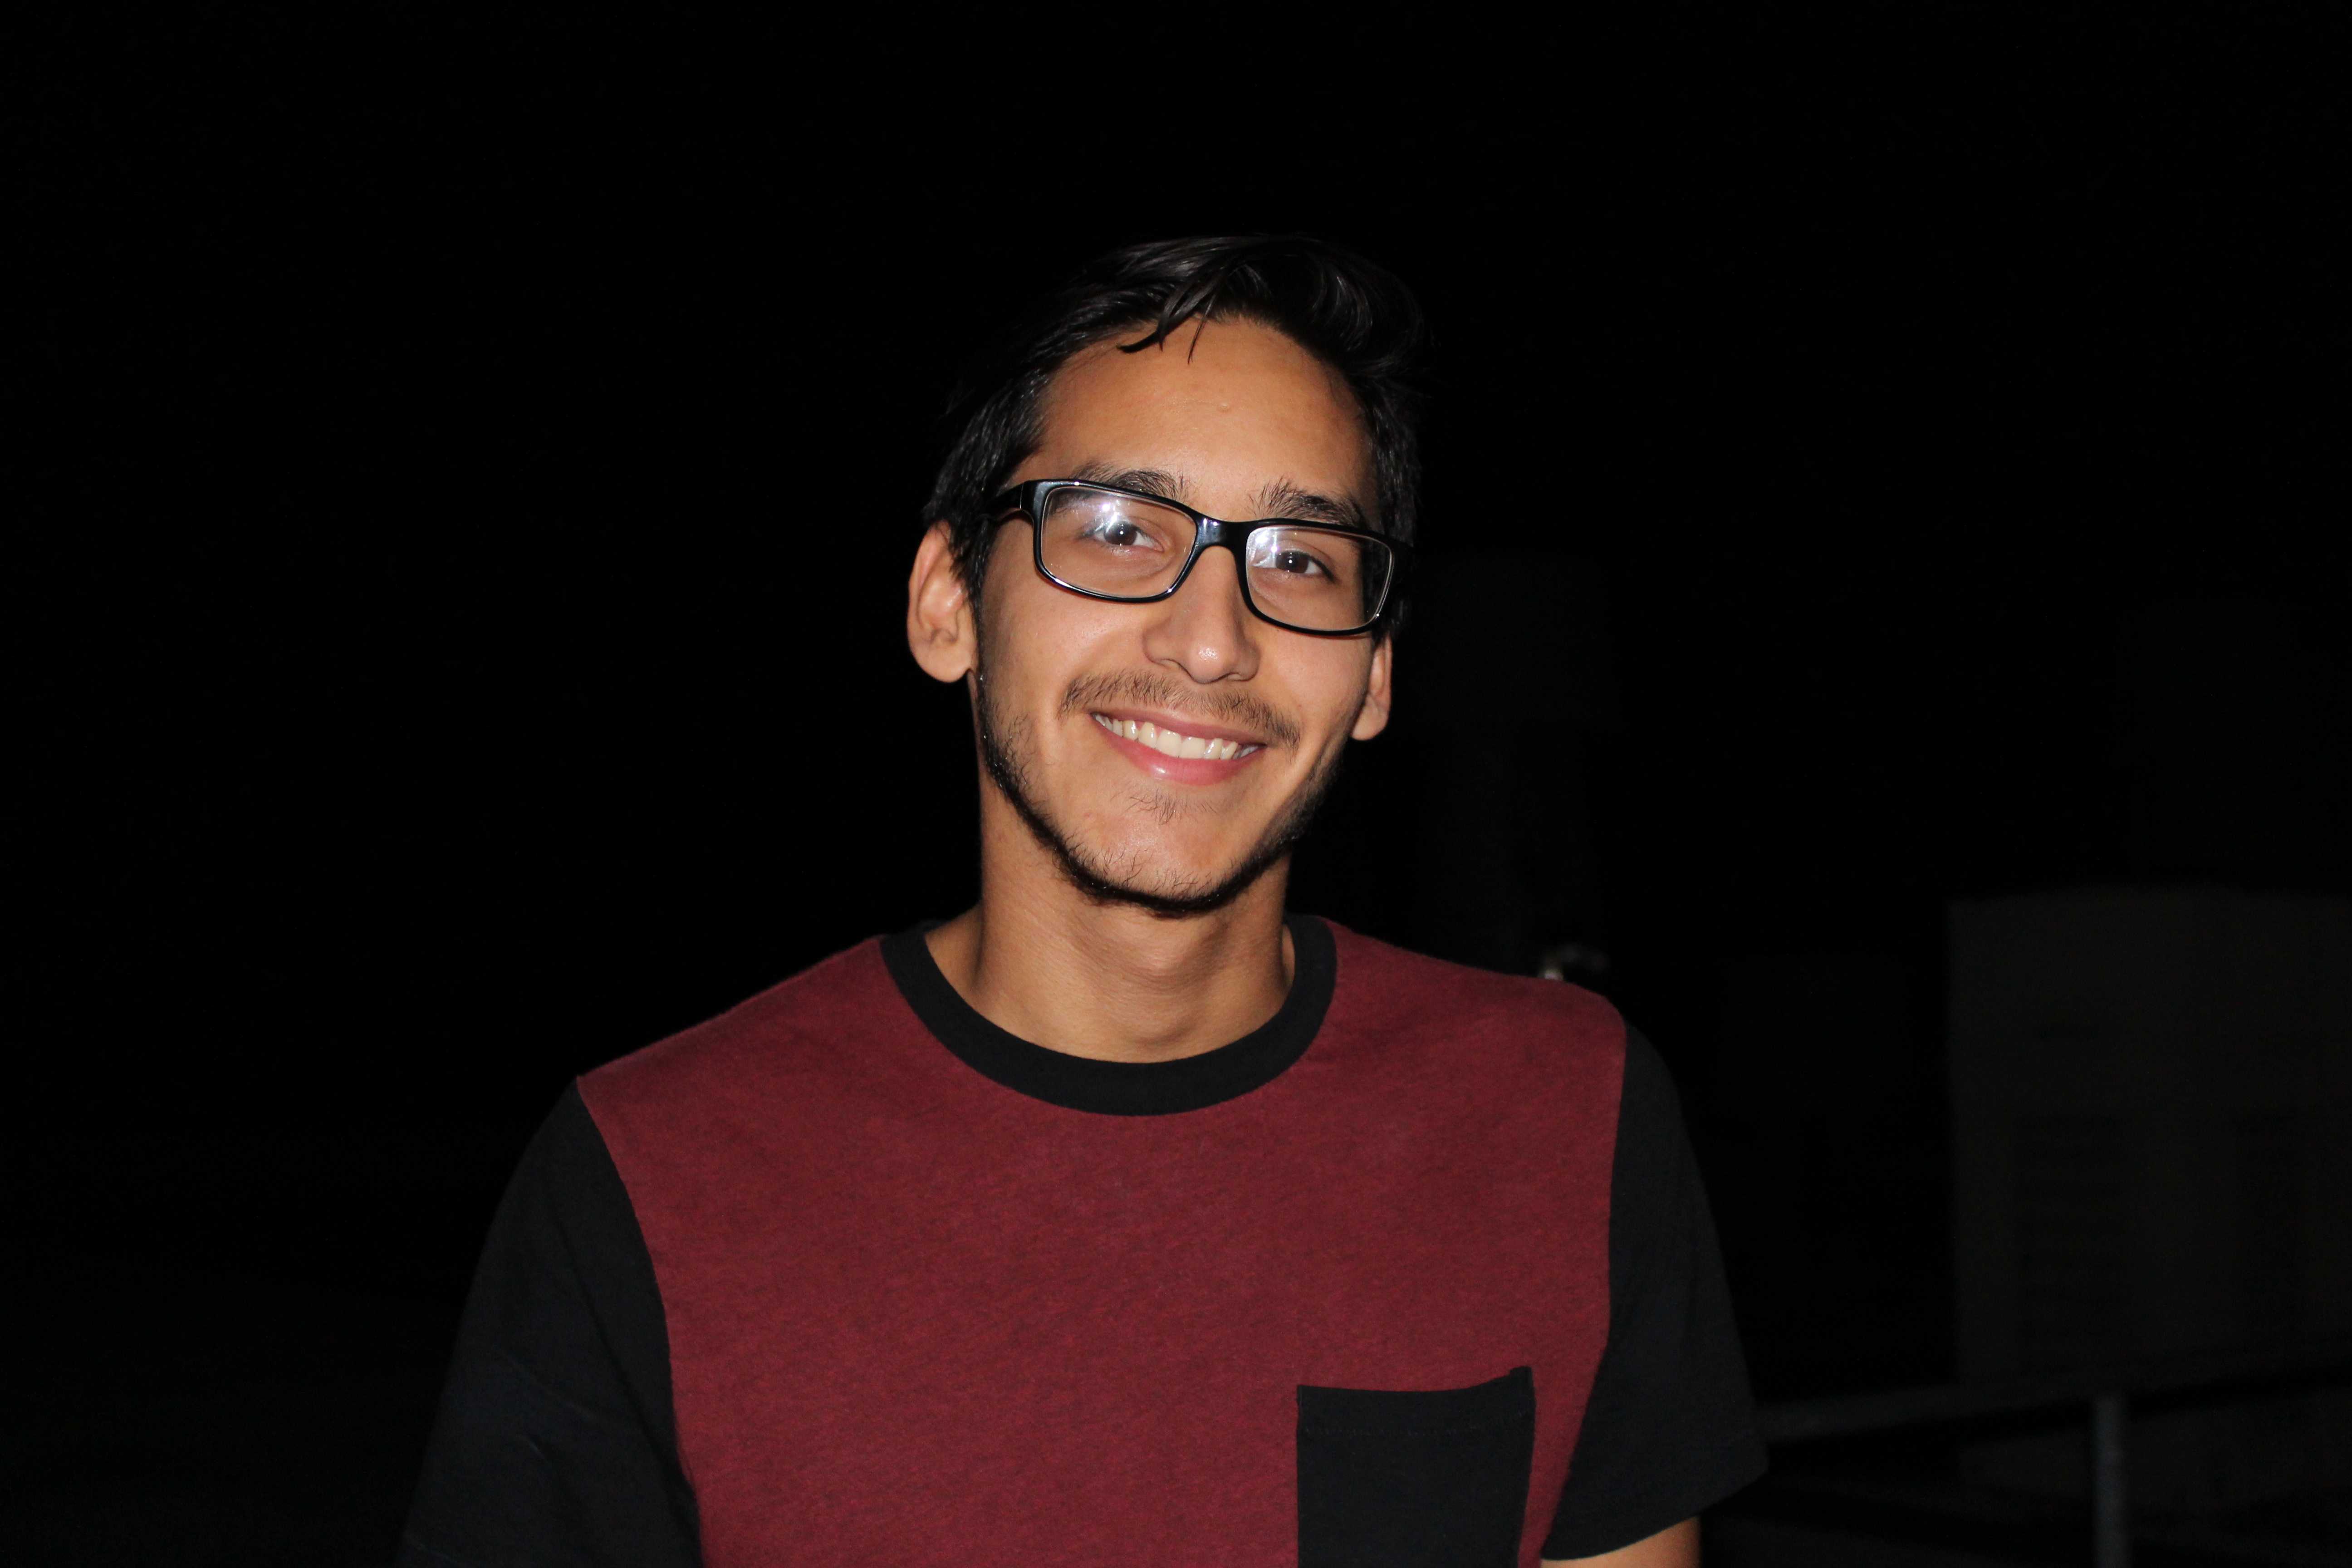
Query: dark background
[[12, 4, 2347, 1562]]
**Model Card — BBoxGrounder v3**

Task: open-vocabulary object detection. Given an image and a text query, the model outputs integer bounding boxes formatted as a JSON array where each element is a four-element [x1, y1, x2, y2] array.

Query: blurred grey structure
[[1948, 887, 2352, 1510]]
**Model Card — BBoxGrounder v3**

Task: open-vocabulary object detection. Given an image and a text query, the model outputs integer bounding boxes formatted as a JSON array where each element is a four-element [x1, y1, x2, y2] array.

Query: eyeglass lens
[[1035, 485, 1392, 632]]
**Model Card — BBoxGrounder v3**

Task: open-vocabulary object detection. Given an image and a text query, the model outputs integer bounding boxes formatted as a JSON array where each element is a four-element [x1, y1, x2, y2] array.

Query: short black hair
[[924, 235, 1428, 629]]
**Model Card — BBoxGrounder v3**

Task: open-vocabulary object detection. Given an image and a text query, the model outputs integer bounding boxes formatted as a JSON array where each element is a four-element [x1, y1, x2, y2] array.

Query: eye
[[1072, 503, 1175, 554], [1249, 539, 1333, 578], [1081, 517, 1156, 549]]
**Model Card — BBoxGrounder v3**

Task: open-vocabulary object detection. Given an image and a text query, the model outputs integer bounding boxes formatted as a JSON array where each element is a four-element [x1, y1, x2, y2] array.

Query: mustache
[[1058, 671, 1303, 749]]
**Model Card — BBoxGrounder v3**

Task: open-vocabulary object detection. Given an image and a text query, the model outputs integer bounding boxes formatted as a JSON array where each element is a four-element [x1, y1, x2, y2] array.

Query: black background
[[13, 4, 2348, 1561]]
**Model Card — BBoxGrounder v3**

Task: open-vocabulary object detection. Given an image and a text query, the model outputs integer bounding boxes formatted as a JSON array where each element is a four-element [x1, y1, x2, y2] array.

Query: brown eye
[[1081, 517, 1160, 550]]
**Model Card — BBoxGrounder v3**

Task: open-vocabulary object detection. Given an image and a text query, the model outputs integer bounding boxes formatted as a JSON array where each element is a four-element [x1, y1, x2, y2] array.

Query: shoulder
[[578, 934, 903, 1126], [1322, 918, 1625, 1049], [1314, 917, 1629, 1096]]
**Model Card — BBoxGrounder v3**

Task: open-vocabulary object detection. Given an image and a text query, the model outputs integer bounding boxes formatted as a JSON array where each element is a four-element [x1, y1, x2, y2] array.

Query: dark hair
[[924, 235, 1428, 629]]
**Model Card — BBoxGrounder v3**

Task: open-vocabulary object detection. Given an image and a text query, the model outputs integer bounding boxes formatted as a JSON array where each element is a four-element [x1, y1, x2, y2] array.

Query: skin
[[1555, 1517, 1700, 1567], [905, 317, 1699, 1568], [906, 317, 1389, 1062]]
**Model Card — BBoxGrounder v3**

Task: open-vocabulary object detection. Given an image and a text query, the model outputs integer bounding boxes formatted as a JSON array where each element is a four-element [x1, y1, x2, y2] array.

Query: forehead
[[1030, 318, 1375, 511]]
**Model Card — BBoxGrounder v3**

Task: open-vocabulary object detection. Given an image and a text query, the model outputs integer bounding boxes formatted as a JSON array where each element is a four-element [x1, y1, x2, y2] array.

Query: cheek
[[986, 578, 1139, 681], [1303, 653, 1379, 734], [978, 622, 1134, 746]]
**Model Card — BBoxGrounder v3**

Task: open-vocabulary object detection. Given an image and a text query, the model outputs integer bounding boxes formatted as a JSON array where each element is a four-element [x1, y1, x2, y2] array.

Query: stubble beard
[[973, 664, 1348, 920]]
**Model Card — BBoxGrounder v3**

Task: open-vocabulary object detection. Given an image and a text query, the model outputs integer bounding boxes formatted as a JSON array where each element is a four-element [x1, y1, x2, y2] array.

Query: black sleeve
[[397, 1084, 700, 1568], [1540, 1027, 1766, 1560]]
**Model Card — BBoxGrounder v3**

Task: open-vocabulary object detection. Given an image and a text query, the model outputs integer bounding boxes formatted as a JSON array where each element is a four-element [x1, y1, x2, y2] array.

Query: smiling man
[[400, 237, 1764, 1567]]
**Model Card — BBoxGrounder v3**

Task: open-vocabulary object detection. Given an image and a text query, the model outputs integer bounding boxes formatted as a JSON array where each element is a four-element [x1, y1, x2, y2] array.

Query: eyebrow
[[1254, 478, 1369, 531], [1068, 461, 1372, 531]]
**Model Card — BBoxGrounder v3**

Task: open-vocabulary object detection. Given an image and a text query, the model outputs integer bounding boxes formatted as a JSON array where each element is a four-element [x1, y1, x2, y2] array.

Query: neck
[[925, 802, 1296, 1065]]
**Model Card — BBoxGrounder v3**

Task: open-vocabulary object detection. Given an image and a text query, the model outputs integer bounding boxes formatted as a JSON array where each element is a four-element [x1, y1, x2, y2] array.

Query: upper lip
[[1090, 707, 1270, 747]]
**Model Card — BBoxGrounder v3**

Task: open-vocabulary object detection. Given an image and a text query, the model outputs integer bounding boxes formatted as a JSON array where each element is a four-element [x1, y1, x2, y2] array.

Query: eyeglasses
[[987, 479, 1409, 636]]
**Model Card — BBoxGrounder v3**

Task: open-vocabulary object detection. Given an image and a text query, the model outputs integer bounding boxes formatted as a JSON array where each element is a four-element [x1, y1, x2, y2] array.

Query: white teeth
[[1093, 715, 1259, 762]]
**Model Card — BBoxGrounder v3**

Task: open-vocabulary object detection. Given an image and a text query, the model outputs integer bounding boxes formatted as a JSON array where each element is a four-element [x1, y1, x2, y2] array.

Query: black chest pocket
[[1297, 1366, 1535, 1568]]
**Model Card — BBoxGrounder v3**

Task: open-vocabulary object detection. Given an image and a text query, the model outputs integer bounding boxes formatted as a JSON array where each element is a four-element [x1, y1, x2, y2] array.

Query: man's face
[[968, 317, 1393, 914]]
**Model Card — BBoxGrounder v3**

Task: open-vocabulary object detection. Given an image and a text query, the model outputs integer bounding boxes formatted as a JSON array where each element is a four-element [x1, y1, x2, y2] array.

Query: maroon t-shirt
[[401, 916, 1762, 1566]]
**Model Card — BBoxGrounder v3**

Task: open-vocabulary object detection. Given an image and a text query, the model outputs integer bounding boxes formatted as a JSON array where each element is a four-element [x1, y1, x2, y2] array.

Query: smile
[[1090, 712, 1263, 763]]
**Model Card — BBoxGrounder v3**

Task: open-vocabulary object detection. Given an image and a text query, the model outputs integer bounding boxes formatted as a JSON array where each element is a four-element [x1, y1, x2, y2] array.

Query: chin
[[1073, 857, 1280, 918], [1068, 828, 1272, 912]]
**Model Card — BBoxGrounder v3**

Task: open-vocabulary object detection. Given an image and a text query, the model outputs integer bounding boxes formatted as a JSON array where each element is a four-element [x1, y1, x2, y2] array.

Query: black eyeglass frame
[[987, 479, 1413, 637]]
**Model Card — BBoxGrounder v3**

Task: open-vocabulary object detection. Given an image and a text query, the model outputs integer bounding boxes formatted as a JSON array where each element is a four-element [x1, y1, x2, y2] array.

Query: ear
[[1350, 633, 1394, 741], [906, 519, 976, 683]]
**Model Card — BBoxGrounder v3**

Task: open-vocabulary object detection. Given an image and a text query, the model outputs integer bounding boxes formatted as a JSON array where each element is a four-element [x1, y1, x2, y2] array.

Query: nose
[[1141, 544, 1261, 685]]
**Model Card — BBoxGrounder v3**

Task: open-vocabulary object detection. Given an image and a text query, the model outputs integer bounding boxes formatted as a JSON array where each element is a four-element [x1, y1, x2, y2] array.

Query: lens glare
[[1245, 525, 1391, 631], [1039, 487, 1191, 595], [1034, 484, 1394, 632]]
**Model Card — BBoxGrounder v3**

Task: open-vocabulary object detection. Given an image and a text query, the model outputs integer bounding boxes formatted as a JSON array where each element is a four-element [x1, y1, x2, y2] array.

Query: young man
[[400, 237, 1764, 1567]]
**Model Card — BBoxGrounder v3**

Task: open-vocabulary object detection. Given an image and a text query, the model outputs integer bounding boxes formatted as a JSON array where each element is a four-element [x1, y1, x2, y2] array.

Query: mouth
[[1090, 711, 1264, 761], [1088, 710, 1268, 781]]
